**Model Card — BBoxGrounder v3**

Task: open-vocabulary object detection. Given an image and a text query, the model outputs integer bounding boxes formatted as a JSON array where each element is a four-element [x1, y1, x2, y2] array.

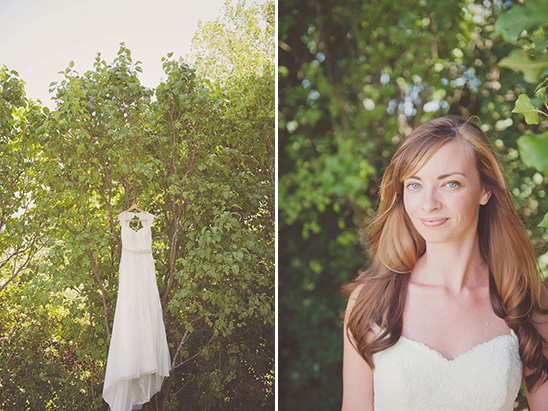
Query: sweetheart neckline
[[398, 331, 516, 362]]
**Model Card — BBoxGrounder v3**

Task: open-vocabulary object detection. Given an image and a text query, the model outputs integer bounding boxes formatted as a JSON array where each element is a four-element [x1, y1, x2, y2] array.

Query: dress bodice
[[118, 211, 154, 252], [373, 330, 522, 411]]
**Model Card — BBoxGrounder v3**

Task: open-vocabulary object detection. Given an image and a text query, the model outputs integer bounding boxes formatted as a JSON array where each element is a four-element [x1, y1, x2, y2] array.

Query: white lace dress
[[103, 211, 171, 411], [373, 330, 522, 410]]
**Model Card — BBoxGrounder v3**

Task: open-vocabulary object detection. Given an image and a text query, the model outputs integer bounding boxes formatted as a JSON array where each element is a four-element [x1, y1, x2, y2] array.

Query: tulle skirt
[[103, 250, 171, 411]]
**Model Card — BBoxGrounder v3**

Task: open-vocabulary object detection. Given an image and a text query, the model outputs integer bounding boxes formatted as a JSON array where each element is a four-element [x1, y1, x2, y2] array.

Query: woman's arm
[[342, 285, 374, 411], [526, 283, 548, 410]]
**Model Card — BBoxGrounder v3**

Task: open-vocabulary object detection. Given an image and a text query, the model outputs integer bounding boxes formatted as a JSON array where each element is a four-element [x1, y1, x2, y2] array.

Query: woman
[[341, 116, 548, 410]]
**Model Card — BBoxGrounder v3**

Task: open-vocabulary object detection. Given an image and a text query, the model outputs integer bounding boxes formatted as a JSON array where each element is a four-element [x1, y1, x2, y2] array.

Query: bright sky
[[0, 0, 245, 108]]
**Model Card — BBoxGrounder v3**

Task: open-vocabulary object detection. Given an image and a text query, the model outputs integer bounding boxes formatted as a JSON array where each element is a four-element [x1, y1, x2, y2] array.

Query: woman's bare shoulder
[[345, 283, 365, 315]]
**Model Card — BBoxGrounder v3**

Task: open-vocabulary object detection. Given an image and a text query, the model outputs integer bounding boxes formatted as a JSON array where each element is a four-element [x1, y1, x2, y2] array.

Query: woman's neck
[[411, 235, 489, 294]]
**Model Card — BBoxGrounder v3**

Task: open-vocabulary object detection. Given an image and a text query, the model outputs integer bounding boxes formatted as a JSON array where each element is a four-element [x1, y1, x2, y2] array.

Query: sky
[[0, 0, 247, 108]]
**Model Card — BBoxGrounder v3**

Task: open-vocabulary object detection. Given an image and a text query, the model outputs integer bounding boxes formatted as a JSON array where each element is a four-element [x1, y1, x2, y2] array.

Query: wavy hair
[[341, 116, 548, 390]]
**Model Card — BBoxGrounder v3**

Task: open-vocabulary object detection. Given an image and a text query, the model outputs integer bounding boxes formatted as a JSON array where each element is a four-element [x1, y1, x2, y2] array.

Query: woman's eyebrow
[[437, 172, 466, 180], [407, 172, 466, 181]]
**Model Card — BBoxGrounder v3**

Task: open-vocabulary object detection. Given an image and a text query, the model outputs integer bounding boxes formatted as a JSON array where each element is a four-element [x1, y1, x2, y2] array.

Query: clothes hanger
[[124, 203, 146, 214], [119, 203, 149, 222]]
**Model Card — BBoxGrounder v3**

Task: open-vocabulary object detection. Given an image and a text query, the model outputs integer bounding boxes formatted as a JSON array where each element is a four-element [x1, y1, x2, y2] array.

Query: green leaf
[[533, 37, 548, 52], [499, 50, 548, 83], [494, 0, 548, 42], [135, 66, 142, 73], [517, 132, 548, 175], [512, 94, 540, 125], [539, 213, 548, 229], [493, 5, 528, 42]]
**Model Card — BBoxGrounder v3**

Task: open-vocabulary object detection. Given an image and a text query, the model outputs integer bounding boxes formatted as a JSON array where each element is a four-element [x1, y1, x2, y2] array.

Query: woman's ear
[[480, 187, 492, 205]]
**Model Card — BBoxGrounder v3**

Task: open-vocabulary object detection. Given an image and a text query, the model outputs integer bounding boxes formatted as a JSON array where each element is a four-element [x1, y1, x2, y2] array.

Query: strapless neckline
[[373, 328, 522, 411], [399, 331, 515, 362]]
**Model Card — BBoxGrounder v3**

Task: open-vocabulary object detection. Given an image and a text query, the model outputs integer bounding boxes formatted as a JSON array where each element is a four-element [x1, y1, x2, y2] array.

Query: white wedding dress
[[373, 330, 522, 410], [103, 211, 171, 411]]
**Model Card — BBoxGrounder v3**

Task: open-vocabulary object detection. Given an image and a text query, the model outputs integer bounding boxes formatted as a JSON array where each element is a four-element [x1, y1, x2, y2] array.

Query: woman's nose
[[420, 188, 441, 212]]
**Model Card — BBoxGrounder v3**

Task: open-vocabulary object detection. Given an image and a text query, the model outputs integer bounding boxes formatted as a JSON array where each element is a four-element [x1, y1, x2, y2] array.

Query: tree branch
[[86, 243, 111, 337]]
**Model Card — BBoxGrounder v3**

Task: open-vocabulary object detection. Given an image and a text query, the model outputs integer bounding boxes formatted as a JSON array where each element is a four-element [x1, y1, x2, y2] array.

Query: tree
[[0, 66, 47, 295], [0, 0, 274, 409], [0, 65, 70, 410]]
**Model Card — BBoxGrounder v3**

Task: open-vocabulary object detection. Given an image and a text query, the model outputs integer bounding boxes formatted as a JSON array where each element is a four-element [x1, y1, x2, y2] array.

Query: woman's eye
[[445, 181, 461, 188], [406, 182, 421, 190]]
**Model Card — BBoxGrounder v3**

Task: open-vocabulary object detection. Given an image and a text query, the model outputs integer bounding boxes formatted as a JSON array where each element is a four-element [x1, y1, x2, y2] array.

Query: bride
[[341, 116, 548, 410]]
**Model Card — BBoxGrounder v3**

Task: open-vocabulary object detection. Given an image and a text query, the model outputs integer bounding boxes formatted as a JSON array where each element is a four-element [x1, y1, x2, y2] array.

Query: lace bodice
[[373, 331, 522, 411], [118, 211, 154, 252]]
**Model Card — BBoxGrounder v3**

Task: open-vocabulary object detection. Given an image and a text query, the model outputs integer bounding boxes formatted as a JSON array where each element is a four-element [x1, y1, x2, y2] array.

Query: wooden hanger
[[123, 203, 146, 214], [120, 203, 148, 222]]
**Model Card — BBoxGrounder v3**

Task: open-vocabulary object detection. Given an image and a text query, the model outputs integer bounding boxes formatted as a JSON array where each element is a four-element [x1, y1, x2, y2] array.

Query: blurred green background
[[278, 0, 548, 409]]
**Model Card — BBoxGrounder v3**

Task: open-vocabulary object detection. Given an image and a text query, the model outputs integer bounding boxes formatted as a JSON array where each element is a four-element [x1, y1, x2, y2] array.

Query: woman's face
[[402, 139, 491, 246]]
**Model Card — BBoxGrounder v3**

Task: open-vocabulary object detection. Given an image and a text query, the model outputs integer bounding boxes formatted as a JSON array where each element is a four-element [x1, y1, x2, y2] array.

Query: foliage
[[495, 0, 548, 187], [279, 0, 548, 409], [0, 1, 274, 409], [0, 66, 75, 411], [190, 0, 275, 85], [0, 66, 47, 296], [495, 0, 548, 249]]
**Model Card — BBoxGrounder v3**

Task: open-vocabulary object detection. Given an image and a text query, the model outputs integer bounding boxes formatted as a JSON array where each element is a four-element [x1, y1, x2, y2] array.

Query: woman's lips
[[420, 218, 448, 227]]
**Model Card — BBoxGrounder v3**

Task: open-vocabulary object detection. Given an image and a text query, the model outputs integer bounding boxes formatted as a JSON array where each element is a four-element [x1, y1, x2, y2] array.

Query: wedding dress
[[373, 330, 522, 410], [103, 211, 171, 411]]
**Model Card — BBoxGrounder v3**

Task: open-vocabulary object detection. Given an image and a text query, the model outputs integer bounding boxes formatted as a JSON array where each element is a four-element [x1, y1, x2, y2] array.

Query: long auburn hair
[[341, 116, 548, 390]]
